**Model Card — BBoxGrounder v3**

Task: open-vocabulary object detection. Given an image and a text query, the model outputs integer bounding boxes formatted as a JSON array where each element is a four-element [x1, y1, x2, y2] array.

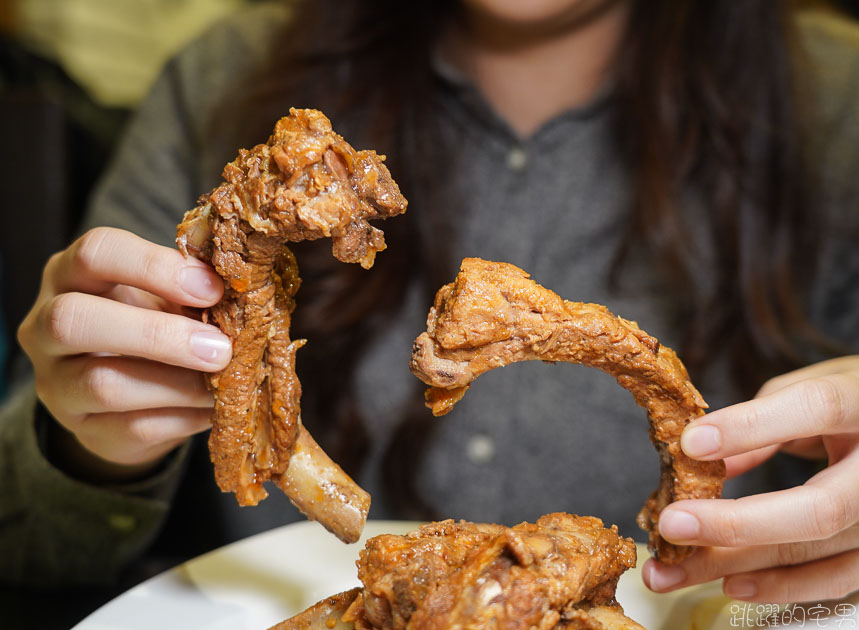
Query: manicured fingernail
[[682, 424, 721, 458], [190, 331, 231, 364], [724, 577, 758, 599], [180, 266, 221, 301], [659, 510, 700, 542], [644, 561, 686, 591]]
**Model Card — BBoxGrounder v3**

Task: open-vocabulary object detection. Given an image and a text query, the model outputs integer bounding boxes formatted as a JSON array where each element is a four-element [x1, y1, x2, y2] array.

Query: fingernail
[[659, 510, 700, 542], [724, 577, 758, 599], [180, 266, 221, 301], [682, 424, 721, 458], [190, 331, 231, 364], [644, 561, 686, 591]]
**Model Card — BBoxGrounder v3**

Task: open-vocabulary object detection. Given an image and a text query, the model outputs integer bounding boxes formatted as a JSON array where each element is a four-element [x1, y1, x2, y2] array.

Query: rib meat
[[409, 258, 725, 563], [270, 514, 645, 630], [176, 108, 407, 542]]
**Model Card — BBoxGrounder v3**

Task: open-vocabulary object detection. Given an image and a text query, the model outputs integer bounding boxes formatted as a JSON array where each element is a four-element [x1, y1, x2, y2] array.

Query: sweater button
[[506, 147, 528, 171], [466, 434, 495, 463], [107, 513, 137, 532]]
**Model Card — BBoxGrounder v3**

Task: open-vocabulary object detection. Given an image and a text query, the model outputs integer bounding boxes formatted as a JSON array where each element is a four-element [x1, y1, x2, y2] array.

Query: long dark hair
[[612, 1, 824, 389], [211, 0, 827, 515]]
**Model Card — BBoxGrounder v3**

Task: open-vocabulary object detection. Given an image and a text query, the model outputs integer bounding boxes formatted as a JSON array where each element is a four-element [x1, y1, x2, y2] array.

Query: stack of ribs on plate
[[271, 514, 645, 630]]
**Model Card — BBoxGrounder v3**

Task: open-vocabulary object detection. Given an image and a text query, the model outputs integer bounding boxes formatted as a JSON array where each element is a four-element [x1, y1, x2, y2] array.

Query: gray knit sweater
[[1, 3, 858, 587]]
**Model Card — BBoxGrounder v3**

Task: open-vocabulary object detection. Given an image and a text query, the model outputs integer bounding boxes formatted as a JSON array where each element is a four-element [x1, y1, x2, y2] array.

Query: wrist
[[37, 404, 167, 484]]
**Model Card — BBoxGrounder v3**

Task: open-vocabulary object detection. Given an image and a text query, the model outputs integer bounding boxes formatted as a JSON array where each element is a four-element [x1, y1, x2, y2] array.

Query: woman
[[3, 0, 859, 605]]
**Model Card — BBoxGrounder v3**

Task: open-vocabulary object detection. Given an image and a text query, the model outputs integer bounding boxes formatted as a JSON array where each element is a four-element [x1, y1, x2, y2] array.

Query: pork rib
[[409, 258, 724, 563], [176, 108, 407, 542], [270, 514, 644, 630]]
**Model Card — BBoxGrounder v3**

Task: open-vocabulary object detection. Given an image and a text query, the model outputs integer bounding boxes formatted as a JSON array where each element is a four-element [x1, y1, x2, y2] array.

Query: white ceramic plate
[[73, 520, 859, 630]]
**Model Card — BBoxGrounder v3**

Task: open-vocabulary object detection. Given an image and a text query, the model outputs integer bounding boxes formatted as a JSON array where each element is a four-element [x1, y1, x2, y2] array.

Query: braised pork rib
[[409, 258, 725, 563], [270, 514, 645, 630], [176, 108, 407, 542]]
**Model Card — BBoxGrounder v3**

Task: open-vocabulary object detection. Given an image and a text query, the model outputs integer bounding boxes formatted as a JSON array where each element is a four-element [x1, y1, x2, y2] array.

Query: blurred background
[[0, 0, 260, 400]]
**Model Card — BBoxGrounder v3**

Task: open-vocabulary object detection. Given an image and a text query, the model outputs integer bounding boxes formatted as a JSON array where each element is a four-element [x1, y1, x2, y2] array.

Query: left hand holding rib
[[642, 356, 859, 602]]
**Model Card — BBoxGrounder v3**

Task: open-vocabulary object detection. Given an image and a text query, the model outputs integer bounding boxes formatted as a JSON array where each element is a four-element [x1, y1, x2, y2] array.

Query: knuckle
[[126, 414, 162, 447], [72, 227, 112, 275], [81, 362, 122, 410], [730, 404, 767, 447], [808, 489, 852, 539], [138, 314, 176, 358], [802, 377, 848, 432], [716, 502, 744, 546], [774, 541, 811, 567], [41, 251, 64, 284], [44, 293, 80, 347], [140, 247, 167, 287], [738, 407, 763, 434]]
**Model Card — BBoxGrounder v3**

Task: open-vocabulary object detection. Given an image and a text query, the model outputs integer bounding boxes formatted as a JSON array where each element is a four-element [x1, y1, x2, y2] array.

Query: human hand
[[642, 356, 859, 602], [17, 227, 231, 479]]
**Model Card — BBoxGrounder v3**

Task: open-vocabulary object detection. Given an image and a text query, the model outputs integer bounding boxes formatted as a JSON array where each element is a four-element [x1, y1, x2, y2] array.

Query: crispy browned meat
[[409, 258, 725, 563], [176, 108, 407, 542], [271, 514, 644, 630]]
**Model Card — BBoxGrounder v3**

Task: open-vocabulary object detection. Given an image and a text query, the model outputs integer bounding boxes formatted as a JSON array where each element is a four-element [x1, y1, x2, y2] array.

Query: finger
[[725, 440, 824, 480], [75, 407, 212, 466], [101, 285, 199, 319], [680, 372, 859, 461], [102, 284, 172, 311], [659, 454, 859, 547], [722, 547, 859, 603], [643, 523, 859, 592], [48, 227, 222, 307], [780, 437, 828, 460], [53, 355, 213, 416], [756, 356, 859, 398], [723, 444, 780, 479], [39, 292, 231, 370]]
